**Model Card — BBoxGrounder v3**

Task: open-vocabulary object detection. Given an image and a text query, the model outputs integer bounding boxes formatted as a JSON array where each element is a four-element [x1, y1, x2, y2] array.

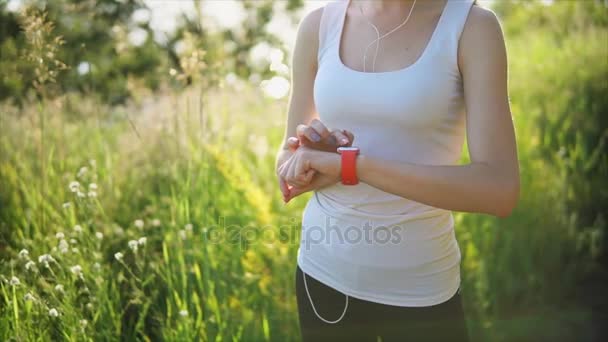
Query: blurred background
[[0, 0, 606, 341]]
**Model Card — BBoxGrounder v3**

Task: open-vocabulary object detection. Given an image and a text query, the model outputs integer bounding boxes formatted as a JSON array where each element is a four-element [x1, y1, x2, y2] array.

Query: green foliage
[[0, 87, 299, 341], [0, 0, 166, 104], [456, 1, 607, 340], [0, 1, 606, 341], [0, 0, 305, 104]]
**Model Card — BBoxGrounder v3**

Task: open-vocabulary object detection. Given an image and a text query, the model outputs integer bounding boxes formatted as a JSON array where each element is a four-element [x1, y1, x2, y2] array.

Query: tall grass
[[1, 2, 606, 341], [0, 86, 305, 341]]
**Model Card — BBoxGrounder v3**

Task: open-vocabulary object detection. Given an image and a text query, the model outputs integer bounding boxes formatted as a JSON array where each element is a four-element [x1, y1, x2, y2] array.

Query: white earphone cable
[[303, 1, 418, 325], [303, 271, 349, 324], [358, 0, 417, 72]]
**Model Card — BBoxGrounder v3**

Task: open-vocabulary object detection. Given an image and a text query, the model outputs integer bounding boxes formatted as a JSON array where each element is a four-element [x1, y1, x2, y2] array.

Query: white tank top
[[297, 0, 475, 307]]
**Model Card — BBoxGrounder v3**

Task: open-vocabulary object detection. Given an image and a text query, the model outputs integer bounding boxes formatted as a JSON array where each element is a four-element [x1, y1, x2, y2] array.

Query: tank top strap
[[318, 0, 348, 65], [431, 0, 475, 71], [440, 0, 475, 43]]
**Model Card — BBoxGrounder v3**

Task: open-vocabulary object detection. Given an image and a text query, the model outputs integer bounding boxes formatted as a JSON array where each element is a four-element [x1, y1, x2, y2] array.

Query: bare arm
[[355, 6, 519, 217], [275, 7, 323, 169], [286, 6, 520, 217]]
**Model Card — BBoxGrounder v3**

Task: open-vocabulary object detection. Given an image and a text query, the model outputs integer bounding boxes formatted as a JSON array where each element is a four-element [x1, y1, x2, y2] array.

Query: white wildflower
[[18, 249, 29, 259], [73, 225, 83, 233], [55, 232, 65, 239], [55, 284, 64, 292], [48, 308, 59, 317], [128, 240, 138, 252], [151, 219, 161, 227], [59, 239, 69, 254], [70, 265, 83, 275], [86, 303, 93, 310], [95, 232, 103, 240], [25, 261, 36, 271], [9, 276, 20, 286], [179, 229, 187, 240], [87, 191, 97, 198], [24, 292, 35, 301], [77, 191, 86, 198], [134, 219, 144, 229], [77, 166, 88, 178], [93, 262, 101, 271], [89, 159, 96, 167], [80, 319, 88, 327], [70, 238, 77, 244], [179, 309, 188, 317], [137, 237, 147, 246], [184, 223, 193, 232], [38, 254, 56, 267], [71, 247, 79, 254], [69, 181, 80, 192], [89, 183, 98, 191], [114, 252, 123, 261], [62, 202, 72, 209]]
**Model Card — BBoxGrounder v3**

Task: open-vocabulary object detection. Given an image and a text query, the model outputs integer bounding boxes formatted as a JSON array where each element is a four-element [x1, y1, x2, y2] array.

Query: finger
[[293, 168, 315, 187], [294, 154, 313, 185], [296, 124, 320, 143], [309, 119, 331, 141], [279, 177, 290, 199], [287, 176, 308, 188], [287, 137, 300, 151], [279, 161, 291, 180], [284, 157, 303, 187], [331, 130, 350, 146], [304, 168, 316, 183], [288, 155, 311, 187], [285, 170, 317, 202], [287, 164, 309, 187], [285, 186, 309, 202], [278, 160, 288, 175], [342, 129, 355, 146]]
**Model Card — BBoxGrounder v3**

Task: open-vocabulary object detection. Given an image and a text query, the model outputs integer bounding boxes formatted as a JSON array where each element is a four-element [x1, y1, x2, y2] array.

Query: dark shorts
[[295, 264, 470, 342]]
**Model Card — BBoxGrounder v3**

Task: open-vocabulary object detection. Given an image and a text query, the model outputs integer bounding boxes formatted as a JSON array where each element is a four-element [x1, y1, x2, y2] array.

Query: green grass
[[0, 86, 306, 341], [1, 4, 606, 339]]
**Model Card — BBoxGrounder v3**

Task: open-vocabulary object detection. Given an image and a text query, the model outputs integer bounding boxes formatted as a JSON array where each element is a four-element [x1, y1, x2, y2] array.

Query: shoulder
[[458, 4, 507, 73], [462, 4, 504, 44], [295, 5, 325, 42]]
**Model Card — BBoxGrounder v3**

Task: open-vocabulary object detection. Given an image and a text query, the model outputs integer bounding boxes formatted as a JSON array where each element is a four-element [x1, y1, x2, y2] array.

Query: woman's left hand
[[283, 172, 340, 203], [278, 146, 341, 200]]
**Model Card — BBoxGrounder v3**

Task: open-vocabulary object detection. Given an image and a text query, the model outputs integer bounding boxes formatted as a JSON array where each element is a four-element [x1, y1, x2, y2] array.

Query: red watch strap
[[341, 150, 358, 185]]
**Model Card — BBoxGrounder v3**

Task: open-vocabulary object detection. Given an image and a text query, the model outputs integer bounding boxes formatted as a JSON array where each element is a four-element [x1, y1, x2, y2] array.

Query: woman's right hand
[[295, 119, 354, 153], [277, 119, 355, 202], [276, 137, 301, 202]]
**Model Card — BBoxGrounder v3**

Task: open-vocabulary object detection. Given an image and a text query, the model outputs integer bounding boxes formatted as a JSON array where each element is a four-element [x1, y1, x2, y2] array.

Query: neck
[[352, 0, 421, 11]]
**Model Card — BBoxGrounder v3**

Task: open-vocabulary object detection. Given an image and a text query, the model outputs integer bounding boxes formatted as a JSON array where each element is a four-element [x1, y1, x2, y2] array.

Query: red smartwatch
[[336, 147, 360, 185]]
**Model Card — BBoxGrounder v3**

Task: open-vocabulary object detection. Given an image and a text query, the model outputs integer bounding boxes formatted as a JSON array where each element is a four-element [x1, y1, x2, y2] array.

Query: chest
[[313, 50, 463, 130]]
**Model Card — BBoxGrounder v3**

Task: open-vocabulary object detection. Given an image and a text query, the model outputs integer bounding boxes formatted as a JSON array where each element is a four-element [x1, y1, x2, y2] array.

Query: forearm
[[357, 155, 519, 217]]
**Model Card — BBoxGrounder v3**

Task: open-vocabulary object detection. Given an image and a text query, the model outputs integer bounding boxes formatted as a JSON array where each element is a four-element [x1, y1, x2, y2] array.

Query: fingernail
[[341, 138, 349, 145], [311, 132, 321, 142]]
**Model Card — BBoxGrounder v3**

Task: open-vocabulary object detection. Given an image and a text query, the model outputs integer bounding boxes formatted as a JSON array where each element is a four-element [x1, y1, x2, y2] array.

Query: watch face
[[337, 147, 360, 153]]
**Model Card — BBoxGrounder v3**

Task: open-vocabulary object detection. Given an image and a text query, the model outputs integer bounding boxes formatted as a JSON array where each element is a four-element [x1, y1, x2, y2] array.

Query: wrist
[[356, 154, 368, 182], [309, 150, 341, 177]]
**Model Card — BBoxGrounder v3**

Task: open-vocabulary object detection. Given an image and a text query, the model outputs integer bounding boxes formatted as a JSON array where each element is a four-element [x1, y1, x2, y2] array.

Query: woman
[[275, 0, 519, 341]]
